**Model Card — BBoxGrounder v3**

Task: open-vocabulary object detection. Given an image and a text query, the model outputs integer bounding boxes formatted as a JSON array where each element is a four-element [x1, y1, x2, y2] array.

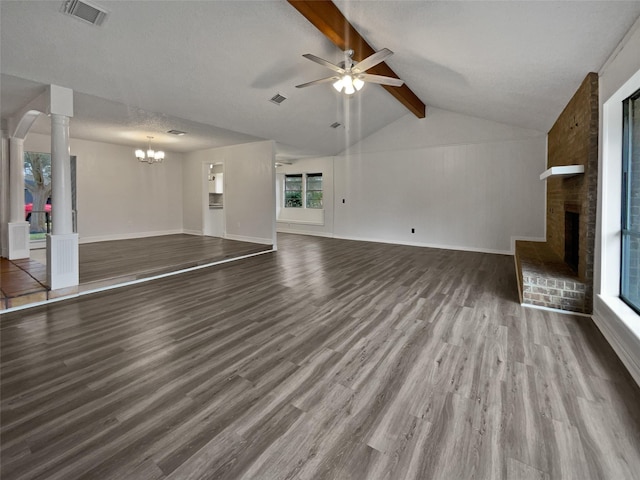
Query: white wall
[[594, 16, 640, 386], [183, 140, 276, 245], [23, 133, 184, 242], [329, 107, 546, 254], [276, 156, 334, 237], [182, 149, 205, 234], [345, 106, 544, 155]]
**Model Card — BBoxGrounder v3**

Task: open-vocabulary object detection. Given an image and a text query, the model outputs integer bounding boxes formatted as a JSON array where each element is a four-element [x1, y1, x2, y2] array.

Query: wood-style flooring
[[78, 234, 273, 286], [0, 258, 48, 309], [1, 235, 272, 310], [1, 233, 639, 479]]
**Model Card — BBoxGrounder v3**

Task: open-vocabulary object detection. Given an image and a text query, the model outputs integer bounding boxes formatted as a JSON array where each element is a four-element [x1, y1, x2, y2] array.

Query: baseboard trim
[[276, 220, 325, 226], [277, 228, 334, 238], [224, 233, 273, 245], [182, 229, 203, 236], [332, 234, 512, 255], [592, 296, 640, 387]]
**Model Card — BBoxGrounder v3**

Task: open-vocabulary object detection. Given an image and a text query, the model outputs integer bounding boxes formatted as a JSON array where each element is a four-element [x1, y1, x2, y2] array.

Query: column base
[[47, 233, 79, 290], [8, 221, 30, 259]]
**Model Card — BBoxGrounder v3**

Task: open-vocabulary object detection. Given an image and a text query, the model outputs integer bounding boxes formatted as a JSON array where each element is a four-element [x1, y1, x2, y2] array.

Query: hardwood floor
[[78, 234, 273, 285], [1, 233, 639, 479], [2, 235, 271, 310]]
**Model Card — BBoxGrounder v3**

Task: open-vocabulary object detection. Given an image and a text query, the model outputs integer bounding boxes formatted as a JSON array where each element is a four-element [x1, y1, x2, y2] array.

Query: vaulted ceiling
[[2, 1, 640, 159]]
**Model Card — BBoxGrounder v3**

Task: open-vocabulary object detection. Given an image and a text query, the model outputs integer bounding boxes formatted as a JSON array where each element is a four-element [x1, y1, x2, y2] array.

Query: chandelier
[[135, 136, 165, 164]]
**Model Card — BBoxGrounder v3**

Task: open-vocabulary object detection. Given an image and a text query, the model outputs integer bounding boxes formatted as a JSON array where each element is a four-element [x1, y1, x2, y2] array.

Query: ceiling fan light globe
[[332, 78, 344, 92], [353, 77, 365, 91], [344, 83, 355, 95]]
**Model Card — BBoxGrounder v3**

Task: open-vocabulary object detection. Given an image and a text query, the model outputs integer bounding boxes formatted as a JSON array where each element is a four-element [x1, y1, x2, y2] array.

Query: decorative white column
[[47, 113, 78, 290], [7, 136, 30, 259], [50, 115, 73, 234]]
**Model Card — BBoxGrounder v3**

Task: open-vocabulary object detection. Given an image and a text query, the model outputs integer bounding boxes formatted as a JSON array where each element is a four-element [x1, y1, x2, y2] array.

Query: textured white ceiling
[[2, 1, 640, 157]]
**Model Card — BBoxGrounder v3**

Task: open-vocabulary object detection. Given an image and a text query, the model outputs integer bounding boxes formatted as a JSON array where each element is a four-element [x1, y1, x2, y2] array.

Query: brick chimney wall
[[546, 72, 598, 309]]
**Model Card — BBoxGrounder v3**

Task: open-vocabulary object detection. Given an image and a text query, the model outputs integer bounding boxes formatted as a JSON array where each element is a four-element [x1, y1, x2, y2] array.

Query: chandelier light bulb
[[135, 136, 164, 164]]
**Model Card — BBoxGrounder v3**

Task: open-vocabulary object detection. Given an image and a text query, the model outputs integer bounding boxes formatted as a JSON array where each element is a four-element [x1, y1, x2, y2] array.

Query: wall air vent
[[330, 122, 341, 129], [269, 93, 287, 105], [60, 0, 108, 26]]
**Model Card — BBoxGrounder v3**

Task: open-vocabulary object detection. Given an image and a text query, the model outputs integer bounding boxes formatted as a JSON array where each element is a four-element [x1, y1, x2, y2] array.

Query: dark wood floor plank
[[2, 233, 640, 479]]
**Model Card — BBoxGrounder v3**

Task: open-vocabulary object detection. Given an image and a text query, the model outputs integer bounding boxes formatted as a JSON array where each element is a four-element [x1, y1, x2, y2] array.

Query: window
[[306, 173, 323, 209], [284, 174, 303, 207], [284, 173, 323, 209], [621, 89, 640, 313]]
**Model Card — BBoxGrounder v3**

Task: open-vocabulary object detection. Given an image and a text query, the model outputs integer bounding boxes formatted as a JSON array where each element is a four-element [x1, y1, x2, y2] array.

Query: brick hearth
[[515, 240, 588, 313]]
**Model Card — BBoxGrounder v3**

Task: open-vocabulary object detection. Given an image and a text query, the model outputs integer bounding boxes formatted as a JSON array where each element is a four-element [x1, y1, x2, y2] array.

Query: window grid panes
[[284, 174, 303, 208], [621, 89, 640, 313], [306, 173, 323, 209], [284, 173, 323, 209]]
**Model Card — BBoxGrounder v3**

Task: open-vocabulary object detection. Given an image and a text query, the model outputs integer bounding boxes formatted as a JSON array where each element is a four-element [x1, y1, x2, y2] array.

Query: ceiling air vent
[[269, 93, 287, 105], [330, 122, 342, 129], [167, 130, 187, 136], [60, 0, 108, 26]]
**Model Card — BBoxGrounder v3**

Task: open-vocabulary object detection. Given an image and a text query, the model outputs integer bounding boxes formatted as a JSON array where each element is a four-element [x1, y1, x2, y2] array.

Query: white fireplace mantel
[[539, 165, 585, 180]]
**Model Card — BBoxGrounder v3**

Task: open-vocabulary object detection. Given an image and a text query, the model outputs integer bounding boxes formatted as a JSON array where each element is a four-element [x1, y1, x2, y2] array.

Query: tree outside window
[[306, 173, 323, 209], [284, 174, 303, 207], [24, 152, 51, 234]]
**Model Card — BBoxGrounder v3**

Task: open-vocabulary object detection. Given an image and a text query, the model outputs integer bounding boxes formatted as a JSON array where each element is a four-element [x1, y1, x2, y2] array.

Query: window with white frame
[[306, 173, 323, 209], [284, 174, 303, 207], [621, 88, 640, 313], [284, 173, 323, 209]]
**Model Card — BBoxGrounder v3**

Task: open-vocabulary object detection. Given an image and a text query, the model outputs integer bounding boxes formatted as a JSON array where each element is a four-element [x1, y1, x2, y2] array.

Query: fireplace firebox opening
[[565, 206, 580, 273]]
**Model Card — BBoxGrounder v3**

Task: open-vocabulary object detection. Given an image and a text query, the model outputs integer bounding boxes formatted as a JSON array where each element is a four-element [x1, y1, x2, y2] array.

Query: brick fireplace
[[515, 73, 598, 314]]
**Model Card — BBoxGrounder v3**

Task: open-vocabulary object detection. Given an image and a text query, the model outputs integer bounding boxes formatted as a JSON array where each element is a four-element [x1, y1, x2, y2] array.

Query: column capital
[[48, 85, 73, 118]]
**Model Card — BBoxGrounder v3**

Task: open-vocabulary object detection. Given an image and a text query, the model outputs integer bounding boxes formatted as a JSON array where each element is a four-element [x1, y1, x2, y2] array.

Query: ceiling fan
[[296, 48, 404, 95]]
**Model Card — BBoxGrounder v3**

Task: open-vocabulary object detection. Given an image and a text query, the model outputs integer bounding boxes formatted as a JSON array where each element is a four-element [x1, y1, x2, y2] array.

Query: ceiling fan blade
[[302, 53, 346, 74], [296, 76, 340, 88], [359, 73, 404, 87], [351, 48, 393, 74]]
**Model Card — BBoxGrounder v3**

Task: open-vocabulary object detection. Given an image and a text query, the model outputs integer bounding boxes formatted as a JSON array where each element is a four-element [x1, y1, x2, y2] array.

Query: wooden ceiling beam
[[287, 0, 426, 118]]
